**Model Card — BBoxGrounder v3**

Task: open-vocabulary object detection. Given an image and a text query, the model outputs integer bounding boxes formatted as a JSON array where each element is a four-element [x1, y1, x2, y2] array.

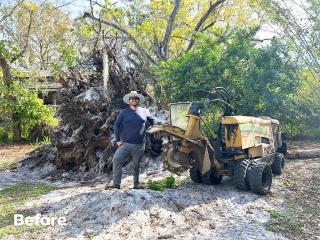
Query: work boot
[[133, 182, 145, 189], [105, 184, 120, 190]]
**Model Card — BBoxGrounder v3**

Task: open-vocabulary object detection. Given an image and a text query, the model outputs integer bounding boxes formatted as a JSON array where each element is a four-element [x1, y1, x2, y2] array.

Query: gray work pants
[[112, 142, 145, 186]]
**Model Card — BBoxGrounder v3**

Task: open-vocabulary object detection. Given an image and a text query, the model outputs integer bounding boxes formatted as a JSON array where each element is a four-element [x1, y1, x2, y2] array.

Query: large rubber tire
[[233, 159, 251, 190], [189, 167, 202, 183], [201, 169, 222, 185], [278, 142, 288, 156], [248, 163, 272, 195], [272, 153, 285, 175]]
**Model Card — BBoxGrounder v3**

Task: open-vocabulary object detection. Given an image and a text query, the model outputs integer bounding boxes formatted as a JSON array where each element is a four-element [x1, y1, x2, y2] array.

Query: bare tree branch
[[11, 10, 33, 63], [57, 0, 78, 9], [253, 38, 273, 42], [90, 0, 102, 50], [0, 51, 12, 88], [201, 20, 217, 32], [127, 54, 141, 69], [84, 12, 157, 65], [153, 32, 162, 59], [186, 0, 226, 51], [172, 35, 190, 41], [160, 0, 182, 59], [0, 0, 25, 24], [91, 1, 105, 8], [127, 48, 144, 65], [182, 21, 193, 28]]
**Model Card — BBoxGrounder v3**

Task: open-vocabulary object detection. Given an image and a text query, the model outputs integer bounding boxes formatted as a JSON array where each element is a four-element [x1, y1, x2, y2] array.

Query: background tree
[[251, 0, 320, 137], [157, 27, 301, 134], [14, 2, 78, 71], [0, 0, 32, 91], [253, 0, 320, 77], [84, 0, 260, 76], [81, 0, 319, 138], [0, 1, 59, 142]]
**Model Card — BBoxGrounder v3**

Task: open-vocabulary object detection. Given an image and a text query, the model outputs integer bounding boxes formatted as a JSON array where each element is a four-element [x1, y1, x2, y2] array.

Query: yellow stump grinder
[[147, 87, 287, 195]]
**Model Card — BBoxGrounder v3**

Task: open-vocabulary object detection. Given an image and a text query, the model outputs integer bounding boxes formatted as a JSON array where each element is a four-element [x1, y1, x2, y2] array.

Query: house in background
[[19, 71, 63, 106]]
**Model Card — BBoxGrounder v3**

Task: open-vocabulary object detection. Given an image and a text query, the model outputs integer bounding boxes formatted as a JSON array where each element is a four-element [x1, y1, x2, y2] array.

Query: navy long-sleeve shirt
[[114, 107, 154, 144]]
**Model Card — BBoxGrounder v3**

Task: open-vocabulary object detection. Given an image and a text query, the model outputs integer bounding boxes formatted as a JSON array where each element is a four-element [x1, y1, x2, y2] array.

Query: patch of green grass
[[269, 209, 282, 219], [266, 200, 318, 232], [32, 136, 52, 148], [0, 182, 59, 238], [0, 157, 18, 171], [0, 182, 58, 205], [146, 175, 175, 191], [0, 224, 43, 238]]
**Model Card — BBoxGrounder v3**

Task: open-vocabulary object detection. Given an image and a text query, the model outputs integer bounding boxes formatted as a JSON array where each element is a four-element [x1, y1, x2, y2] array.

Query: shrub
[[146, 175, 175, 191], [0, 81, 58, 142]]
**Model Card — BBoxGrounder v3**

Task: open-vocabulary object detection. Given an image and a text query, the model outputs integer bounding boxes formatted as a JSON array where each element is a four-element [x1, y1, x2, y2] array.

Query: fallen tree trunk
[[287, 149, 320, 159]]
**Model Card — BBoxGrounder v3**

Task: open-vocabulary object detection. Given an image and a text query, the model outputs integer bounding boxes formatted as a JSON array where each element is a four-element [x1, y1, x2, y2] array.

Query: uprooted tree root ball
[[23, 48, 156, 177]]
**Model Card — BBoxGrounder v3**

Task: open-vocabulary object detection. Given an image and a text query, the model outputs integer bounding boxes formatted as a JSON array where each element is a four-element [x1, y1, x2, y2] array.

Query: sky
[[56, 0, 91, 18], [0, 0, 91, 18]]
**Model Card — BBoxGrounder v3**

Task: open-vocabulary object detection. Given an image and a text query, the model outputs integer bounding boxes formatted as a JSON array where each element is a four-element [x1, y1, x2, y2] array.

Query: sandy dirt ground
[[0, 144, 35, 163], [0, 142, 319, 240]]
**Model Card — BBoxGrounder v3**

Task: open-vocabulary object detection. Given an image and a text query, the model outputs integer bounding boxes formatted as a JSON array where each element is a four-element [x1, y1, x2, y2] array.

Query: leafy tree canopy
[[157, 27, 302, 132]]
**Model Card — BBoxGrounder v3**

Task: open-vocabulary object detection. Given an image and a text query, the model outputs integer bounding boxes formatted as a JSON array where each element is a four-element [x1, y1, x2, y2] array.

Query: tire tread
[[189, 167, 202, 183], [272, 153, 284, 175], [248, 163, 272, 195], [234, 159, 251, 190]]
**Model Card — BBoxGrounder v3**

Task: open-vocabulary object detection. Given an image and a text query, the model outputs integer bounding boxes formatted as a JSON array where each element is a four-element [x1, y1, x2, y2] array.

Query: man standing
[[105, 91, 154, 190]]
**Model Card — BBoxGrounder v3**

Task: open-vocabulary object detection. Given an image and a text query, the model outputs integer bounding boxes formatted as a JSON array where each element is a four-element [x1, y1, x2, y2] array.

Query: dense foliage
[[157, 27, 319, 137], [0, 81, 58, 142]]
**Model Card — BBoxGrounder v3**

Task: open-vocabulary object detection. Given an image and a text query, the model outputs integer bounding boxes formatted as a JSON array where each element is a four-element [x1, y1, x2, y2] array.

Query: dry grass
[[266, 157, 320, 239], [0, 144, 35, 171]]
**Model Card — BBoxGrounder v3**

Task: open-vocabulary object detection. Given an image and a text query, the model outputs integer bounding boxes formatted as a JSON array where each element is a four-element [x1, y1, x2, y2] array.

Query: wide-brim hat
[[123, 91, 145, 104]]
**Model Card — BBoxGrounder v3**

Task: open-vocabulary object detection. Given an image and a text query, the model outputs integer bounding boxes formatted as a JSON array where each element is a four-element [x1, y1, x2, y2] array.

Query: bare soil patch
[[0, 144, 35, 161], [287, 140, 320, 150], [267, 157, 320, 240], [0, 144, 36, 170]]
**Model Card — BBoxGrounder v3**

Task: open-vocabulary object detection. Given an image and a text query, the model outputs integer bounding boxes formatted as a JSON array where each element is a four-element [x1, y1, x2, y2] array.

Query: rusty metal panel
[[239, 123, 272, 138], [248, 145, 263, 158], [224, 122, 274, 150], [225, 124, 242, 148], [239, 123, 273, 149], [222, 116, 272, 125], [147, 125, 203, 145]]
